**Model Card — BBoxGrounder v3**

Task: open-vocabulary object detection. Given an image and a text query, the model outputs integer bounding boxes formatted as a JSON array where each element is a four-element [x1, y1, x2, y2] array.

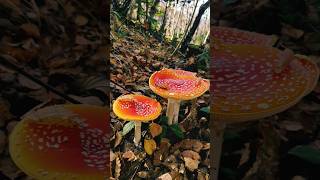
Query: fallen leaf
[[157, 173, 172, 180], [238, 143, 250, 167], [74, 15, 88, 26], [114, 131, 122, 148], [183, 157, 199, 172], [20, 23, 40, 37], [280, 120, 303, 131], [122, 150, 136, 161], [181, 150, 201, 160], [144, 139, 157, 155], [149, 122, 162, 137]]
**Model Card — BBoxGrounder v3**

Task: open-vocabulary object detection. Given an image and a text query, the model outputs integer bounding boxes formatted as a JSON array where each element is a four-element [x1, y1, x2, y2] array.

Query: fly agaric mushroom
[[211, 43, 319, 179], [112, 94, 161, 145], [9, 104, 110, 180], [149, 68, 209, 125], [212, 26, 278, 46]]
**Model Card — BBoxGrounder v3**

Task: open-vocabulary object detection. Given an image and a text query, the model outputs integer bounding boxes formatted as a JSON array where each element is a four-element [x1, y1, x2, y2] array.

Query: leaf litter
[[0, 0, 107, 179]]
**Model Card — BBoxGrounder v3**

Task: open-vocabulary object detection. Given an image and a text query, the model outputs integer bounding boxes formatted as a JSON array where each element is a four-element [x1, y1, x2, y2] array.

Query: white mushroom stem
[[166, 98, 181, 125], [274, 48, 295, 73], [212, 121, 226, 180], [133, 121, 142, 146]]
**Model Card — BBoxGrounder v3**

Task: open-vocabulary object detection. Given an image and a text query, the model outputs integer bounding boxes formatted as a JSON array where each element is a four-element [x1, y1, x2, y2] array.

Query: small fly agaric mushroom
[[212, 26, 278, 46], [149, 68, 210, 125], [211, 43, 319, 179], [112, 94, 162, 145], [9, 104, 110, 180]]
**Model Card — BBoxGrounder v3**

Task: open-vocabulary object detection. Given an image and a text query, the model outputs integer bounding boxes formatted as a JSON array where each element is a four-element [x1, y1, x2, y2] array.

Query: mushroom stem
[[212, 121, 226, 180], [274, 48, 295, 73], [133, 121, 142, 146], [166, 98, 181, 125]]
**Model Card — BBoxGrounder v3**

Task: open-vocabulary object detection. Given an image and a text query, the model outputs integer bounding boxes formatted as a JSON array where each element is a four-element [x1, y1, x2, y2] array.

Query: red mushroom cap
[[9, 104, 110, 180], [113, 94, 162, 121], [212, 43, 319, 122], [212, 26, 278, 46], [149, 68, 210, 100]]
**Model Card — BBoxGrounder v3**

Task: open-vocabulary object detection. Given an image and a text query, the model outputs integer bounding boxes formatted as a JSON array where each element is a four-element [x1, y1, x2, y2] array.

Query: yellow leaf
[[149, 123, 162, 138], [144, 139, 157, 155]]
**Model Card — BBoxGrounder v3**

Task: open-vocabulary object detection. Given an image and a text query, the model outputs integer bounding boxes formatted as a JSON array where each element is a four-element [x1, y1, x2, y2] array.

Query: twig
[[0, 54, 81, 104], [110, 79, 135, 94]]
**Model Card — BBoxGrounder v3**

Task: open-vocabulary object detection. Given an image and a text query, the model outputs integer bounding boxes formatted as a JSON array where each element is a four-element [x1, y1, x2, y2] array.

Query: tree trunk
[[171, 0, 199, 55], [137, 0, 142, 23], [148, 0, 160, 29], [159, 1, 169, 34], [112, 0, 133, 17], [180, 0, 209, 53], [145, 0, 149, 29]]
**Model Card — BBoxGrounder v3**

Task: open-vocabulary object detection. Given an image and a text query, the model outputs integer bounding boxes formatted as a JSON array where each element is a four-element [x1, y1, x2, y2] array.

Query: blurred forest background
[[213, 0, 320, 180], [0, 0, 107, 179]]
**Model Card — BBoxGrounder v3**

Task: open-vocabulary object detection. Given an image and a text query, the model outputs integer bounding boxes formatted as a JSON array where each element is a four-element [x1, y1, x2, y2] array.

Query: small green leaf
[[200, 106, 210, 114], [288, 145, 320, 165], [121, 121, 135, 136], [223, 131, 241, 142], [220, 168, 237, 180], [169, 124, 184, 139], [158, 116, 168, 125], [158, 125, 168, 140]]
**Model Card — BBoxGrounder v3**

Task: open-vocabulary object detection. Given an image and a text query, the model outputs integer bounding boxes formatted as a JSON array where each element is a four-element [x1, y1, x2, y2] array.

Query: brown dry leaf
[[144, 139, 157, 155], [0, 131, 6, 154], [114, 131, 122, 148], [279, 120, 303, 131], [1, 46, 38, 63], [69, 95, 103, 106], [157, 172, 172, 180], [183, 157, 199, 172], [291, 175, 306, 180], [238, 143, 250, 167], [17, 74, 42, 90], [74, 15, 88, 26], [281, 23, 304, 39], [110, 151, 116, 162], [149, 122, 162, 138], [181, 150, 201, 161], [20, 23, 40, 37], [122, 150, 136, 161], [154, 138, 171, 165], [137, 171, 150, 178], [0, 156, 21, 179], [114, 155, 121, 179], [176, 139, 203, 152], [75, 35, 93, 45]]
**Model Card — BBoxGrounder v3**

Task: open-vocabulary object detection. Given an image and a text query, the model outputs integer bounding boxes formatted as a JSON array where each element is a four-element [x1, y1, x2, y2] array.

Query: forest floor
[[215, 0, 320, 180], [110, 13, 211, 179], [0, 1, 106, 179]]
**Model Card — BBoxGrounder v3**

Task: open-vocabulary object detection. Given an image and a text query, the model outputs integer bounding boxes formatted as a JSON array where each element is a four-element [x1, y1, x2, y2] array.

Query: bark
[[171, 0, 199, 55], [180, 0, 209, 53], [159, 1, 169, 34], [112, 0, 133, 17], [148, 0, 161, 29], [137, 0, 142, 23]]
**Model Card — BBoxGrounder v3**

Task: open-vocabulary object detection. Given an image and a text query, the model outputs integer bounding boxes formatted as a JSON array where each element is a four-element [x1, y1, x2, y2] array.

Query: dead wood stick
[[0, 54, 81, 104]]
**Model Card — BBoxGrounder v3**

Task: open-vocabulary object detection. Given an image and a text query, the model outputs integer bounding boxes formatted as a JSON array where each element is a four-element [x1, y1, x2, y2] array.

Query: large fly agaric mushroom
[[211, 43, 319, 179], [149, 68, 210, 125], [9, 104, 110, 180], [112, 94, 162, 145], [212, 26, 278, 46]]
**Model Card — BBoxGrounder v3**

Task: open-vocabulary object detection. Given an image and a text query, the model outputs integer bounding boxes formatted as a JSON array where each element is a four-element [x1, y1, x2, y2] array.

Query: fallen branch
[[0, 54, 81, 104]]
